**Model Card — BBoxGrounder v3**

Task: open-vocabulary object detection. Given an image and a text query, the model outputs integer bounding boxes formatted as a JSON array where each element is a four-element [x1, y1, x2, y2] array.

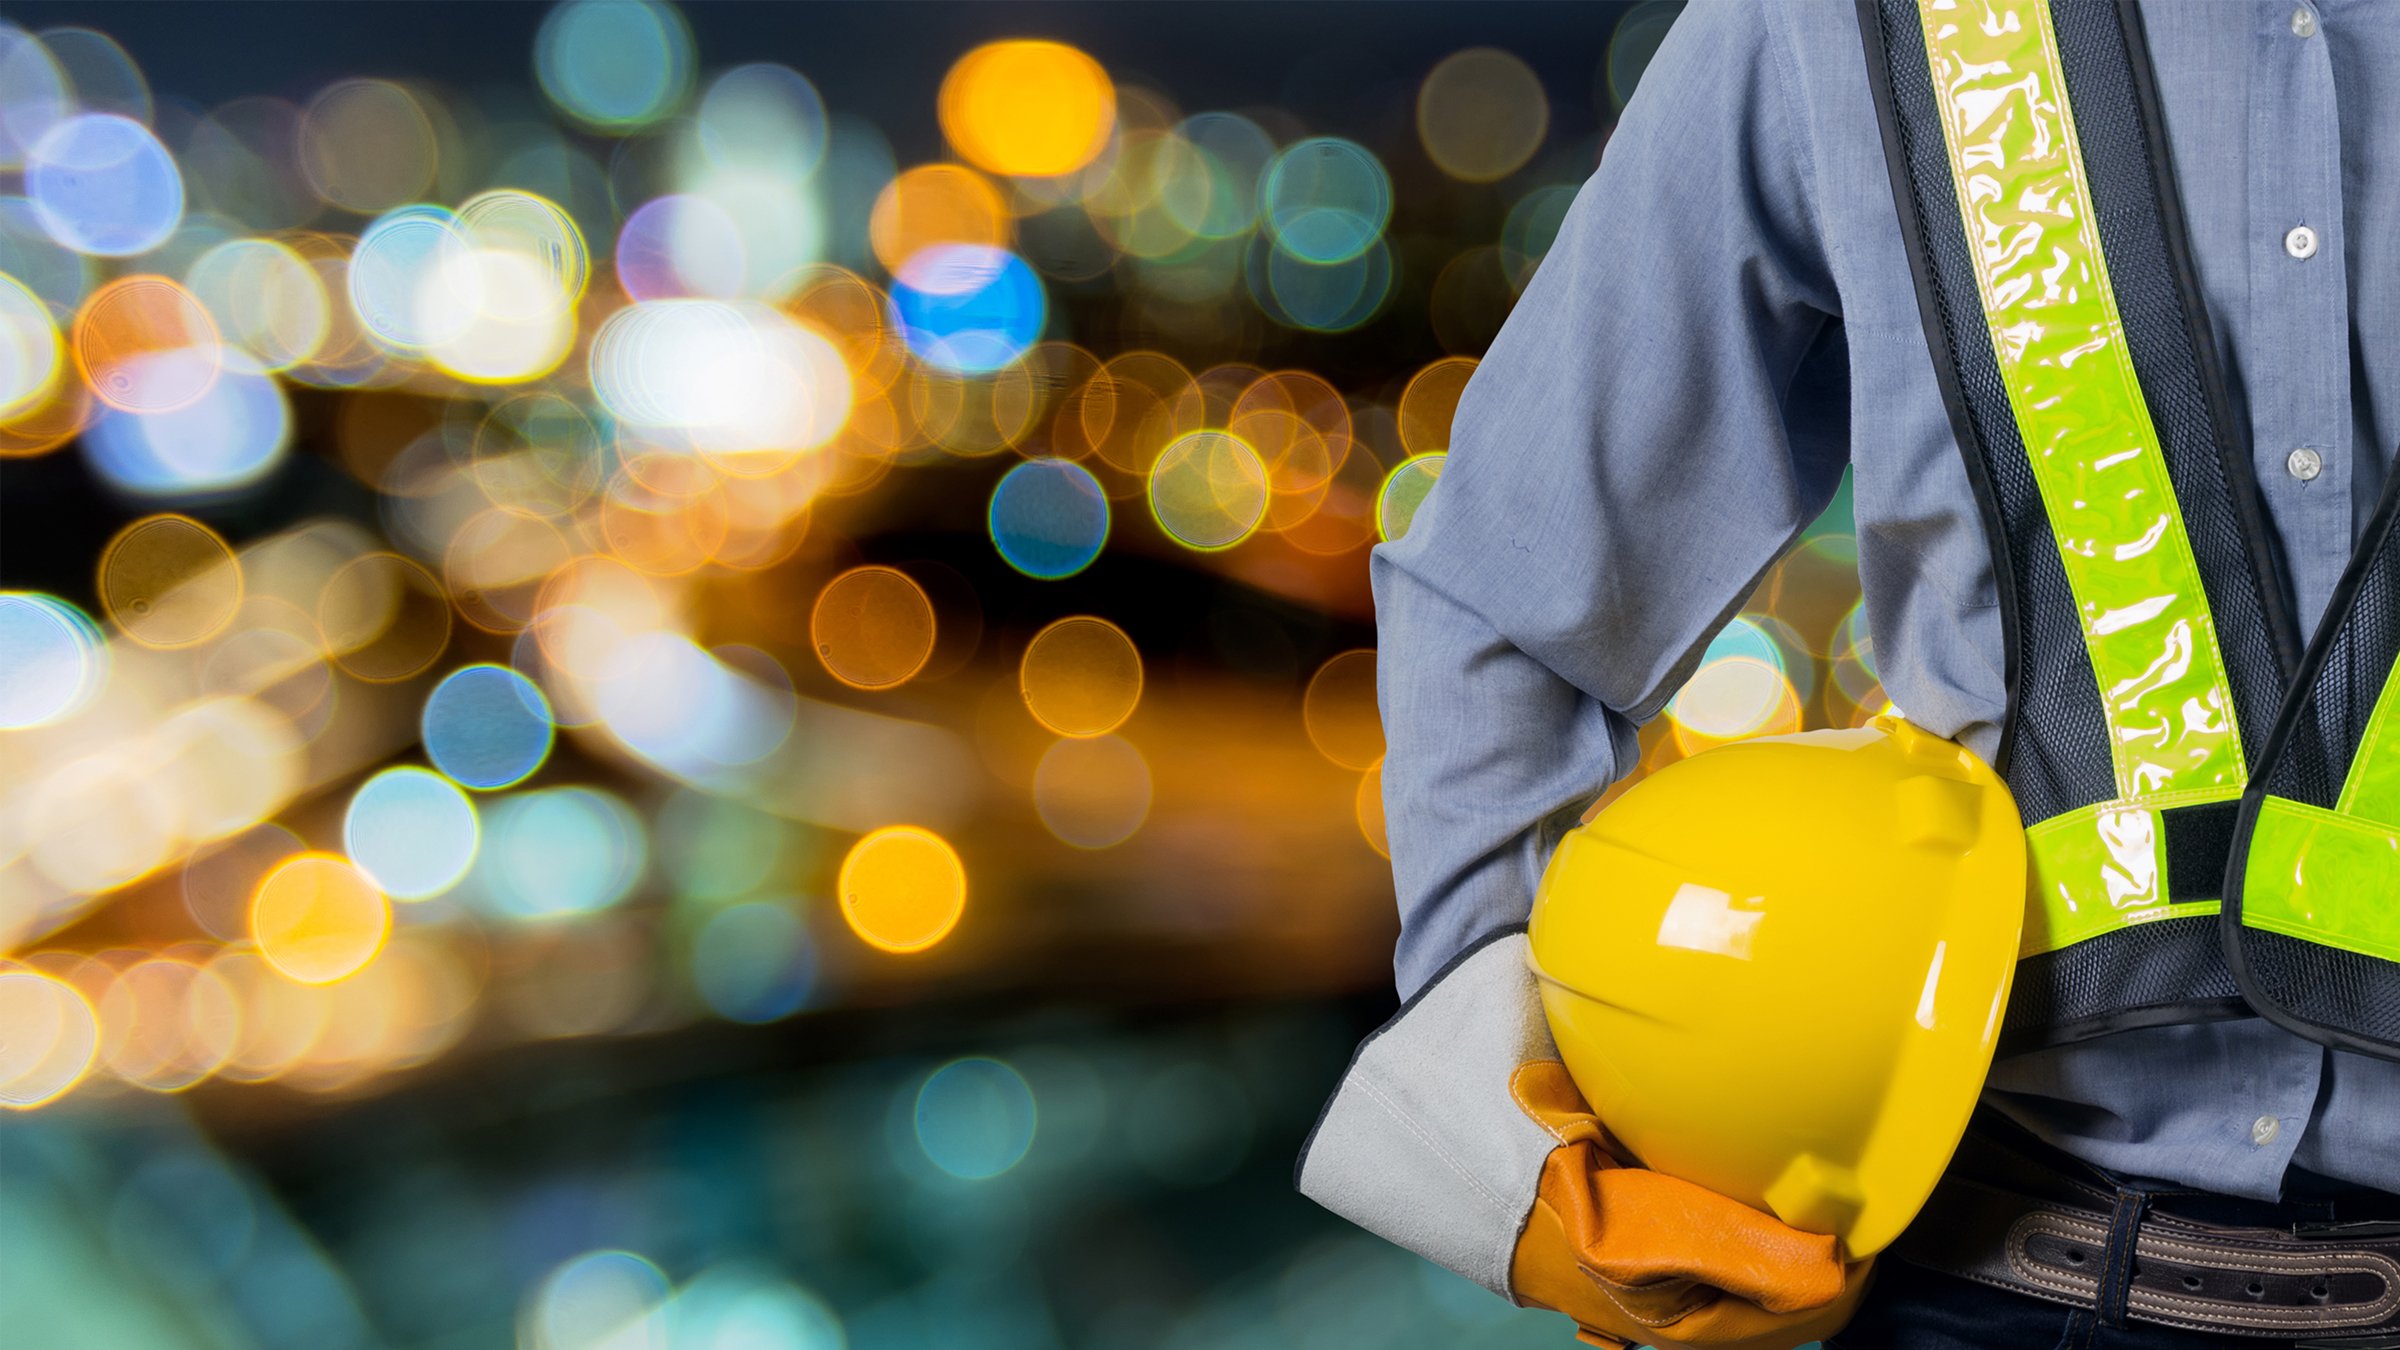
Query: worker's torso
[[1750, 0, 2400, 1195]]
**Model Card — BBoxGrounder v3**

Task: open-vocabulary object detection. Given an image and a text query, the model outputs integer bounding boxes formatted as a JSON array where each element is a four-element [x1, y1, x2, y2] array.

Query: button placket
[[2248, 5, 2351, 628]]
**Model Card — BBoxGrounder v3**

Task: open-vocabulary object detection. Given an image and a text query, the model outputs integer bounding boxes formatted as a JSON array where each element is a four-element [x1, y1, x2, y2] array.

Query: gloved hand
[[1297, 929, 1868, 1350], [1508, 1058, 1871, 1349]]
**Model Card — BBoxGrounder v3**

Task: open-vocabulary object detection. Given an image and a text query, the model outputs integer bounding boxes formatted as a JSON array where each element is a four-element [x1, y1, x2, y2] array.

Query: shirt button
[[2253, 1115, 2283, 1147], [2288, 447, 2324, 481], [2286, 225, 2320, 260], [2292, 5, 2318, 36]]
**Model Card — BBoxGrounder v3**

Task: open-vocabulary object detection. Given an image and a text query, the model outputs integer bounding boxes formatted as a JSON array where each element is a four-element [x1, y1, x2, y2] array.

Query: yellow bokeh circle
[[251, 852, 392, 985], [0, 274, 62, 420], [0, 967, 100, 1109], [812, 565, 937, 689], [317, 551, 454, 682], [1304, 649, 1385, 770], [1033, 734, 1151, 849], [99, 513, 244, 649], [1416, 48, 1550, 184], [1020, 616, 1142, 737], [74, 275, 223, 415], [1356, 761, 1390, 860], [1668, 656, 1802, 753], [97, 956, 240, 1092], [1148, 429, 1268, 551], [940, 40, 1117, 179], [1397, 356, 1477, 458], [839, 825, 967, 954], [869, 164, 1009, 284]]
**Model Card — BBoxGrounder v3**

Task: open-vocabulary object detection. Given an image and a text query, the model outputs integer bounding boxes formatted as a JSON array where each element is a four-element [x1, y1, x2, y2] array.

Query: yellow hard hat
[[1528, 714, 2025, 1258]]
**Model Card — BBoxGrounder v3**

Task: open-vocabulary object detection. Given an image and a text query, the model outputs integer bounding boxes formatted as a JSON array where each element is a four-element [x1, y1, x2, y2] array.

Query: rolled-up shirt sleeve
[[1376, 3, 1851, 996]]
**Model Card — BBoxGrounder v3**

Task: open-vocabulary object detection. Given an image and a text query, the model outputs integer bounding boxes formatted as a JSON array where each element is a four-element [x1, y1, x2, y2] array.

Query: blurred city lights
[[184, 236, 330, 371], [299, 79, 436, 213], [0, 5, 1872, 1343], [422, 663, 557, 789], [886, 244, 1044, 373], [1020, 616, 1143, 738], [250, 852, 391, 985], [989, 458, 1110, 580], [0, 272, 59, 415], [811, 565, 935, 690], [73, 273, 218, 413], [474, 785, 647, 920], [1501, 183, 1579, 289], [1418, 49, 1550, 184], [84, 348, 290, 494], [523, 1248, 673, 1350], [1033, 734, 1152, 849], [940, 40, 1117, 179], [1667, 615, 1805, 747], [838, 825, 966, 954], [667, 1266, 845, 1350], [344, 766, 481, 900], [869, 163, 1007, 283], [1261, 138, 1390, 265], [657, 789, 793, 904], [1302, 650, 1384, 771], [536, 0, 694, 131], [914, 1056, 1037, 1180], [689, 899, 815, 1023], [0, 965, 99, 1107], [0, 591, 105, 727], [1251, 233, 1393, 332], [615, 193, 744, 301], [1357, 761, 1391, 859], [1149, 428, 1268, 550], [0, 28, 71, 172], [318, 550, 453, 680], [96, 512, 241, 647], [1375, 454, 1444, 543], [28, 112, 183, 256], [182, 822, 305, 940]]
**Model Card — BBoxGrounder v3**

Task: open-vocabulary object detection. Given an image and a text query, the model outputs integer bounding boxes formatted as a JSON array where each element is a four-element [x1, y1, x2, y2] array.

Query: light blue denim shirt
[[1378, 0, 2400, 1203]]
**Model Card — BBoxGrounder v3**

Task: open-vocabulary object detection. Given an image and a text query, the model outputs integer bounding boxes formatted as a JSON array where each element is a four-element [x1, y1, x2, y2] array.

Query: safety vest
[[1862, 0, 2400, 1058]]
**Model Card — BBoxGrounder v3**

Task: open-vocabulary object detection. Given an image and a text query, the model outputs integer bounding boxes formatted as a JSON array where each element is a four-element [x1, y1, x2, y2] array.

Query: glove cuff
[[1294, 927, 1561, 1296]]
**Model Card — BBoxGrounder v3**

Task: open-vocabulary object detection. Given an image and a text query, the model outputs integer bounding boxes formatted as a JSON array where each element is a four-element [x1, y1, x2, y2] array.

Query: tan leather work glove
[[1298, 930, 1869, 1350], [1507, 1059, 1872, 1350]]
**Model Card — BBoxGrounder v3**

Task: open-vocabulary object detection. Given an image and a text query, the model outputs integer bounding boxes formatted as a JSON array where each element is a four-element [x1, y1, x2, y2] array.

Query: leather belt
[[1892, 1125, 2400, 1345]]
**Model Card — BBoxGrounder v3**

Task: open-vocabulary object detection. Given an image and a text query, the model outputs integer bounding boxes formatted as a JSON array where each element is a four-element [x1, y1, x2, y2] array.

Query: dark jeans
[[1827, 1117, 2400, 1350]]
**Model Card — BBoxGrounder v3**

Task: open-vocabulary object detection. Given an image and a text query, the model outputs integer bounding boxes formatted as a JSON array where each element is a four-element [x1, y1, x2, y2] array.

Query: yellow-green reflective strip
[[1917, 0, 2245, 805], [2337, 658, 2400, 829], [2242, 796, 2400, 964], [2023, 798, 2224, 958]]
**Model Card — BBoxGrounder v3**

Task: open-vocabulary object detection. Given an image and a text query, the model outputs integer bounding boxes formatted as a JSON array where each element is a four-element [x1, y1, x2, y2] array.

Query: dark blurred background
[[0, 3, 1872, 1346]]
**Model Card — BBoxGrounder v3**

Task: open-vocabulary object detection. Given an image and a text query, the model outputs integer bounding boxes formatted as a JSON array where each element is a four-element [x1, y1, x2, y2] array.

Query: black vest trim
[[2107, 0, 2304, 681], [1857, 0, 2113, 823], [2225, 455, 2400, 1062], [1858, 0, 2289, 1053]]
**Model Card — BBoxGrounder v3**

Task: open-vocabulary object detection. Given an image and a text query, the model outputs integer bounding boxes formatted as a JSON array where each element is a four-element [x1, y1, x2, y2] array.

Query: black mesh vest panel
[[1858, 0, 2303, 1052]]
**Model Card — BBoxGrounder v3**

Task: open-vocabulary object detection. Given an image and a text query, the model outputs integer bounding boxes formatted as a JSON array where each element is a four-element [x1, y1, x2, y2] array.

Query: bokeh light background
[[0, 3, 1874, 1347]]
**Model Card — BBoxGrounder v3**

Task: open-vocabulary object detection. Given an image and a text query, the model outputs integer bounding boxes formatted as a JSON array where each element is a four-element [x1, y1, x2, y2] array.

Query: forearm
[[1374, 553, 1635, 997]]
